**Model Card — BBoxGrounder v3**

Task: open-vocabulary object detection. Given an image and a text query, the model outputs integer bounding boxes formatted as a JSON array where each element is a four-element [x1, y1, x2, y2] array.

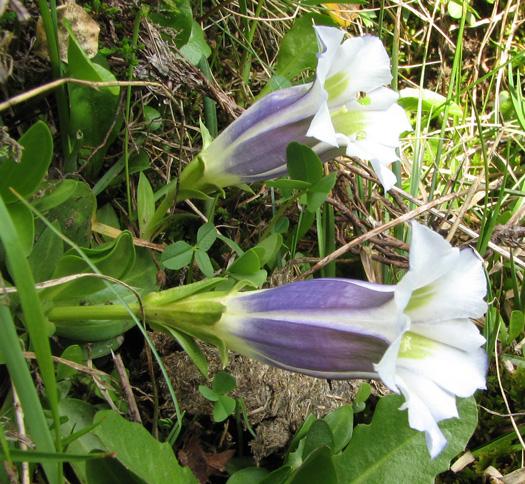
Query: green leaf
[[213, 371, 236, 394], [508, 310, 524, 344], [180, 21, 211, 65], [28, 224, 64, 282], [323, 405, 353, 454], [33, 179, 81, 212], [227, 467, 269, 484], [78, 336, 125, 359], [94, 410, 197, 483], [259, 13, 334, 97], [57, 345, 83, 380], [162, 326, 208, 377], [195, 249, 214, 277], [287, 143, 323, 184], [67, 29, 120, 176], [398, 88, 463, 118], [273, 217, 290, 234], [59, 398, 105, 482], [97, 203, 120, 230], [144, 277, 225, 306], [0, 201, 60, 483], [8, 201, 34, 256], [0, 120, 53, 203], [306, 173, 337, 213], [228, 249, 261, 275], [333, 395, 479, 483], [289, 446, 337, 484], [295, 209, 316, 242], [54, 319, 133, 344], [0, 449, 109, 463], [260, 466, 292, 484], [86, 458, 143, 484], [45, 180, 96, 247], [137, 173, 155, 239], [161, 241, 194, 270], [213, 395, 236, 422], [198, 385, 219, 402], [253, 233, 283, 266], [49, 231, 136, 302], [148, 0, 193, 46], [447, 0, 463, 18], [143, 106, 164, 132], [303, 420, 335, 459], [353, 382, 372, 413], [287, 415, 317, 455], [196, 222, 217, 251], [0, 306, 58, 483]]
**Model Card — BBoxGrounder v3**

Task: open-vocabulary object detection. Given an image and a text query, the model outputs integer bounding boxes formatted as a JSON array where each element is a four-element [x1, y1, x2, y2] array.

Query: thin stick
[[0, 78, 176, 112], [23, 352, 110, 379], [112, 352, 142, 424], [12, 389, 29, 484]]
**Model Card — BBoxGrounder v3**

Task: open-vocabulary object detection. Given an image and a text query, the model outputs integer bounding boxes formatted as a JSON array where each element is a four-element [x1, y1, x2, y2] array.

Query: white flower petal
[[332, 94, 409, 188], [405, 247, 488, 322], [374, 317, 410, 391], [307, 98, 339, 146], [313, 26, 346, 85], [407, 222, 460, 286], [398, 369, 459, 421], [344, 137, 397, 164], [395, 371, 449, 458], [327, 36, 392, 106], [370, 159, 397, 191], [412, 319, 486, 352], [397, 340, 487, 397]]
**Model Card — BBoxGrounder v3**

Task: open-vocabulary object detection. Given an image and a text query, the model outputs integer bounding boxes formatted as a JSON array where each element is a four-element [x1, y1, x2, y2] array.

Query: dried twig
[[299, 189, 472, 279], [113, 352, 142, 424]]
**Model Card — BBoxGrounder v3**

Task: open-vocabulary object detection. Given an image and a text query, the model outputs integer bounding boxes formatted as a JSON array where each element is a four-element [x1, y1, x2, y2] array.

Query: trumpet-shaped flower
[[178, 26, 411, 196], [207, 223, 487, 457]]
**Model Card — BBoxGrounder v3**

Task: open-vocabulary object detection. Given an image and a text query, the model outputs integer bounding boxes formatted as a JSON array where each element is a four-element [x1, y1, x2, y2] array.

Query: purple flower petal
[[237, 279, 395, 312], [232, 316, 390, 378]]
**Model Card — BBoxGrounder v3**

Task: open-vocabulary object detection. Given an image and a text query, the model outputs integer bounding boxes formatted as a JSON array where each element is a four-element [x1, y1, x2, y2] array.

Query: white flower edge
[[306, 26, 411, 191], [375, 222, 488, 458]]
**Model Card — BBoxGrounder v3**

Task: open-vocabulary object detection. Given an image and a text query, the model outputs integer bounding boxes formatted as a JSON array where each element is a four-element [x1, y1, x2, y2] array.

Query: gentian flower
[[208, 223, 487, 457], [178, 26, 411, 196]]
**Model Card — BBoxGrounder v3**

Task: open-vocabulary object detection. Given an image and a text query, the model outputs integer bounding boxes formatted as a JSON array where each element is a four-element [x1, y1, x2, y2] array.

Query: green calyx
[[398, 331, 435, 360], [46, 279, 230, 344], [177, 154, 241, 202]]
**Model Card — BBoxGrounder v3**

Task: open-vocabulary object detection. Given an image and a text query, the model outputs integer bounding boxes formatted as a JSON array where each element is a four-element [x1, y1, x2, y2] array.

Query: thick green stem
[[47, 293, 225, 334], [47, 304, 141, 321]]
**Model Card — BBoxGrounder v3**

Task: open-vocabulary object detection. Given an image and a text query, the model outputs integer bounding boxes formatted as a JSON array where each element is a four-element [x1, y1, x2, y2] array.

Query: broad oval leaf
[[0, 120, 53, 203], [333, 395, 478, 483]]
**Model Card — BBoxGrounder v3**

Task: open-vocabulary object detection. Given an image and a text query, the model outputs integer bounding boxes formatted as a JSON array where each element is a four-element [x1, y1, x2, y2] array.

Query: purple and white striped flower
[[179, 26, 411, 194], [213, 223, 487, 457]]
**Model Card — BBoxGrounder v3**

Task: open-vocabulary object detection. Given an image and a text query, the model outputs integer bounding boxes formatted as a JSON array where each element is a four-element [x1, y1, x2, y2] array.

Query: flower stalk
[[177, 26, 411, 199]]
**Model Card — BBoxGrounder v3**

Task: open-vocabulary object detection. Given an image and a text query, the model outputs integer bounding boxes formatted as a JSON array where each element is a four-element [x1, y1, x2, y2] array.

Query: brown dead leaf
[[36, 1, 100, 61], [178, 432, 235, 483]]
